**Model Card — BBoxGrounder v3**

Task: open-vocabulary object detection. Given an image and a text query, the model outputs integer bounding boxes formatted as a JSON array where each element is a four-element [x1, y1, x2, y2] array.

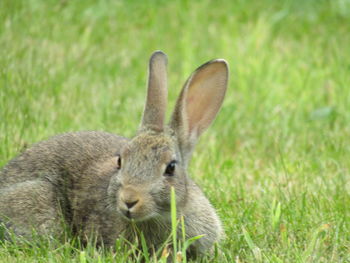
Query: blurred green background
[[0, 0, 349, 262]]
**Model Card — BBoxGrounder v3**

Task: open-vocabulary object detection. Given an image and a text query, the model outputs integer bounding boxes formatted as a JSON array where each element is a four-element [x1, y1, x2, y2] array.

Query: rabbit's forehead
[[123, 133, 176, 160]]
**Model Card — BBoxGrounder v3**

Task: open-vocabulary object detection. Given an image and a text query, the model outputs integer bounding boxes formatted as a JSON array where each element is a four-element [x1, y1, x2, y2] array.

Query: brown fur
[[0, 51, 228, 257]]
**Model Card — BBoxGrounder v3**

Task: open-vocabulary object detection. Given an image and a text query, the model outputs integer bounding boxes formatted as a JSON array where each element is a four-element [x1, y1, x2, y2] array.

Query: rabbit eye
[[116, 154, 122, 169], [164, 160, 177, 176]]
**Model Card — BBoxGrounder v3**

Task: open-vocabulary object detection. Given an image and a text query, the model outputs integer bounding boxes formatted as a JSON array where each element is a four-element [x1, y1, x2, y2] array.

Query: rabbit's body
[[0, 51, 228, 257], [0, 132, 126, 241]]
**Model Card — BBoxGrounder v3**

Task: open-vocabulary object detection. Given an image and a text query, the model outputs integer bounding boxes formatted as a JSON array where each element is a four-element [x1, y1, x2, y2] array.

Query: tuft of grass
[[0, 188, 203, 263]]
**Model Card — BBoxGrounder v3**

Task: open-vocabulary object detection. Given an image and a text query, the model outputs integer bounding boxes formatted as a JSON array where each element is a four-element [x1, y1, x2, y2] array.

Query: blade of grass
[[140, 232, 150, 263], [171, 186, 177, 262]]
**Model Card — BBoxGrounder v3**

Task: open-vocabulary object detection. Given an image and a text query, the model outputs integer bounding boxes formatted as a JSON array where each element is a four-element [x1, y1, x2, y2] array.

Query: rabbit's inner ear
[[140, 51, 168, 132], [184, 60, 228, 137], [169, 59, 228, 159]]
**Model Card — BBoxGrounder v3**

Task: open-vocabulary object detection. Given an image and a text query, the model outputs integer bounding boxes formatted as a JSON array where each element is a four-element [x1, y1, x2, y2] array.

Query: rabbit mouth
[[122, 210, 132, 219], [118, 208, 155, 222]]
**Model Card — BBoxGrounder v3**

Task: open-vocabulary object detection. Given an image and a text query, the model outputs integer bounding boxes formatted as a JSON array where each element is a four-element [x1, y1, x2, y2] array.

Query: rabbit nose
[[120, 186, 140, 210], [125, 200, 139, 209]]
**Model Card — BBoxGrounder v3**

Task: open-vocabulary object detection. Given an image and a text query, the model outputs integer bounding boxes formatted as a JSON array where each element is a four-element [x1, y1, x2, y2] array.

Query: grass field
[[1, 0, 350, 262]]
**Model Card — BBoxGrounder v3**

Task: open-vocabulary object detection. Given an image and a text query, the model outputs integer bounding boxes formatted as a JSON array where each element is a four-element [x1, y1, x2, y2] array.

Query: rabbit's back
[[0, 131, 128, 188]]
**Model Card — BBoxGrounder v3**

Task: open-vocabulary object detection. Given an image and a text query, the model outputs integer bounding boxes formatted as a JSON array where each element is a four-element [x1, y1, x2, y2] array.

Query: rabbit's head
[[108, 51, 228, 222]]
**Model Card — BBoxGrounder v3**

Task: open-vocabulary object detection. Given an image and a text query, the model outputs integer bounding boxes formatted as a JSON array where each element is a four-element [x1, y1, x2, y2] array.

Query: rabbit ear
[[169, 59, 228, 161], [140, 51, 168, 132]]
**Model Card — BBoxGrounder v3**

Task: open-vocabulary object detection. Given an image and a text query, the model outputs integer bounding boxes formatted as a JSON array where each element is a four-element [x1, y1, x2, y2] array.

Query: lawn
[[0, 0, 349, 262]]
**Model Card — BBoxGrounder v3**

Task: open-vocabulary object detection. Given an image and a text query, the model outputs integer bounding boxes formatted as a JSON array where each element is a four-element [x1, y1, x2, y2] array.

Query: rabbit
[[0, 51, 228, 257]]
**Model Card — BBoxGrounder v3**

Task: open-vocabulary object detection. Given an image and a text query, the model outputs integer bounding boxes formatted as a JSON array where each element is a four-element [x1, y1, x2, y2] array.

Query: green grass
[[1, 0, 350, 261]]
